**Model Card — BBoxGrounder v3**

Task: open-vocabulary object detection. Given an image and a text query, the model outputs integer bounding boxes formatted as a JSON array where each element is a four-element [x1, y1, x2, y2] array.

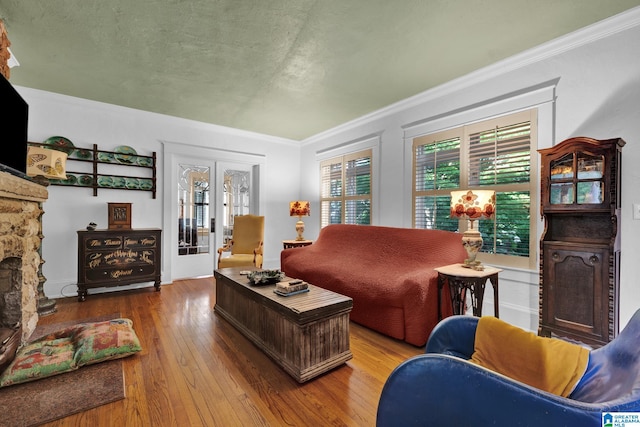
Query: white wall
[[298, 8, 640, 332], [18, 88, 300, 299]]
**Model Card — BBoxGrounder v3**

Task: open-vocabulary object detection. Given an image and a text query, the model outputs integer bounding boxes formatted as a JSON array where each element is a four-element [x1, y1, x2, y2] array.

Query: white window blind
[[321, 149, 372, 227], [413, 109, 537, 268], [413, 129, 461, 231]]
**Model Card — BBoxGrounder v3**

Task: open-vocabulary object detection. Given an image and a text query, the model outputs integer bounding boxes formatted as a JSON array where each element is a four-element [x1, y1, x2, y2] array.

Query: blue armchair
[[377, 310, 640, 427]]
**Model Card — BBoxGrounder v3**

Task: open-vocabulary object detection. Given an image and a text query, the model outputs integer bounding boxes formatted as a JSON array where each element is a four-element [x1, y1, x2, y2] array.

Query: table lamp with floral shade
[[450, 190, 496, 270], [289, 201, 310, 241]]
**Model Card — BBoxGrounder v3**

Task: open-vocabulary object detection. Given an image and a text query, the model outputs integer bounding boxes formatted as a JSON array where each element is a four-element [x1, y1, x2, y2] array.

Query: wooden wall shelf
[[28, 142, 157, 198]]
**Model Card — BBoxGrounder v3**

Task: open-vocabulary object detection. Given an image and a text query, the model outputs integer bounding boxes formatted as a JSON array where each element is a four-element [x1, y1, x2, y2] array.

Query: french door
[[162, 142, 264, 282]]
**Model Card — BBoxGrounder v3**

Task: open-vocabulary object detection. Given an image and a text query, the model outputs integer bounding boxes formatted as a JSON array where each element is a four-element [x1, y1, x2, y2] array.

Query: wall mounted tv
[[0, 73, 28, 176]]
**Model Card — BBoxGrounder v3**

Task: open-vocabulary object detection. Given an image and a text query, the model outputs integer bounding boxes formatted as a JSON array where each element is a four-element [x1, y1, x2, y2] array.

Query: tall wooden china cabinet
[[538, 137, 624, 347]]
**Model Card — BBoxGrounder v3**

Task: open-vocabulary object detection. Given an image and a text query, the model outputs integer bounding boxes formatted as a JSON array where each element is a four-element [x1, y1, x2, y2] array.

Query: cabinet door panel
[[543, 246, 606, 337]]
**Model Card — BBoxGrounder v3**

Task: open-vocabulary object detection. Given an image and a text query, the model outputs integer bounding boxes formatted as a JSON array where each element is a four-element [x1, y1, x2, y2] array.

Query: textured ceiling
[[1, 1, 639, 140]]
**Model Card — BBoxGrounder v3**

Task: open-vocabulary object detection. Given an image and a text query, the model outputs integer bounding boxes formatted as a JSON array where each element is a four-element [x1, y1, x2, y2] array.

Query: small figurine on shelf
[[86, 222, 97, 231]]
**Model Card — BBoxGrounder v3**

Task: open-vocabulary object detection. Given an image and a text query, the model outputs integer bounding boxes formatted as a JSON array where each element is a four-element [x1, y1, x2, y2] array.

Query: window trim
[[411, 109, 537, 270], [320, 148, 373, 227], [403, 84, 556, 270], [316, 134, 380, 227]]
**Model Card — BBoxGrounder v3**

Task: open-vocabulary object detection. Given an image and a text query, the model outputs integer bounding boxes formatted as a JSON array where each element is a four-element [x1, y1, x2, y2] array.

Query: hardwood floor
[[37, 277, 422, 426]]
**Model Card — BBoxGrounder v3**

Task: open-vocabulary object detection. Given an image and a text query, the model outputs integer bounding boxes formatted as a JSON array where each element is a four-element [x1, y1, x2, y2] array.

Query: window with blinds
[[320, 149, 372, 227], [412, 109, 537, 268]]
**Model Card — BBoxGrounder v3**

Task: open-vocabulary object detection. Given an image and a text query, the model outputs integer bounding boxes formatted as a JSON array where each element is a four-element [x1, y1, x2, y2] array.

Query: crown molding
[[15, 85, 300, 147], [302, 6, 640, 146]]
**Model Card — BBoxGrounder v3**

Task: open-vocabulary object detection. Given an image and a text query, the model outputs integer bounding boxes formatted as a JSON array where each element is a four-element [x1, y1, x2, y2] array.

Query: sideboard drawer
[[84, 263, 158, 283]]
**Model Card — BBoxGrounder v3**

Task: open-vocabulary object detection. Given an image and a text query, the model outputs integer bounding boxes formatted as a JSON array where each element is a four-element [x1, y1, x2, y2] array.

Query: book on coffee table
[[274, 288, 310, 297], [275, 280, 309, 296]]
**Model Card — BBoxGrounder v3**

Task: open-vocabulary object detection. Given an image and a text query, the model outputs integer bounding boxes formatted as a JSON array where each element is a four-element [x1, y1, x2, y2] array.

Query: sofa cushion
[[73, 318, 142, 367], [0, 333, 76, 387], [470, 316, 589, 397], [0, 318, 141, 388]]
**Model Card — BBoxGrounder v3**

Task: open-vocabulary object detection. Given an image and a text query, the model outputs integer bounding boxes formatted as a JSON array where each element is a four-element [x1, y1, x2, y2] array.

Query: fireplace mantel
[[0, 170, 48, 342]]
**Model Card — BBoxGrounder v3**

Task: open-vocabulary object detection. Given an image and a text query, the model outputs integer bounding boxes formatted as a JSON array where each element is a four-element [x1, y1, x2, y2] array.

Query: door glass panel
[[550, 154, 574, 180], [222, 169, 250, 244], [178, 164, 210, 255]]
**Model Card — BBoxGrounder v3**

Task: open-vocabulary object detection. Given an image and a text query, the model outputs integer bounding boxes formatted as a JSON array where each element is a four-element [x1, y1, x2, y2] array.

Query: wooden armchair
[[217, 215, 264, 269]]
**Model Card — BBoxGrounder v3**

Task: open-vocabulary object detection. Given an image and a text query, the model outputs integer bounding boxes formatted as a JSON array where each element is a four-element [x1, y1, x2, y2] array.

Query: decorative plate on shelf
[[60, 174, 78, 185], [78, 175, 94, 186], [125, 178, 140, 189], [112, 177, 126, 188], [136, 156, 153, 167], [139, 179, 153, 190], [74, 149, 93, 160], [114, 146, 137, 164], [97, 176, 114, 188], [44, 136, 75, 155], [97, 152, 115, 162], [247, 270, 284, 286]]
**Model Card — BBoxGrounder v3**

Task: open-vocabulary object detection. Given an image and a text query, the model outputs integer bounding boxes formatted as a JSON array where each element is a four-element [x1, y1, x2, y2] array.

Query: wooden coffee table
[[213, 268, 353, 382]]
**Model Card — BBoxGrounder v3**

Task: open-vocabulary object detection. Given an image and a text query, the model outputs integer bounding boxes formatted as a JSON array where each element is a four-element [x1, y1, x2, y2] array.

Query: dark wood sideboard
[[77, 228, 161, 301]]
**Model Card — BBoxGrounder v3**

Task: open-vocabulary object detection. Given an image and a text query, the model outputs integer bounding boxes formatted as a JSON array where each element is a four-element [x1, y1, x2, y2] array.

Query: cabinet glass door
[[577, 153, 604, 179], [550, 153, 574, 205], [577, 181, 603, 204], [550, 154, 573, 180], [549, 152, 605, 205], [576, 152, 605, 204], [550, 183, 574, 204]]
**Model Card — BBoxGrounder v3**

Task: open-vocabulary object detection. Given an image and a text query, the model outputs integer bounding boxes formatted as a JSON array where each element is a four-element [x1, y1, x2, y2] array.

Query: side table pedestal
[[435, 263, 502, 320]]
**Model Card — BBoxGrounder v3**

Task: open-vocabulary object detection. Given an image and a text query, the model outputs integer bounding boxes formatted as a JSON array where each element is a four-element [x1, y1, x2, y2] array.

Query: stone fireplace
[[0, 170, 48, 342]]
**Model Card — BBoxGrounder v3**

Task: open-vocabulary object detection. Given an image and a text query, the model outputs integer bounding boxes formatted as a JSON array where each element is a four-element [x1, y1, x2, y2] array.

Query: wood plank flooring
[[37, 277, 422, 426]]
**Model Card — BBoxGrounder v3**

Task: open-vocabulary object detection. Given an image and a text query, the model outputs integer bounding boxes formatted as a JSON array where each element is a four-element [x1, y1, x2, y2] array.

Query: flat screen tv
[[0, 73, 28, 176]]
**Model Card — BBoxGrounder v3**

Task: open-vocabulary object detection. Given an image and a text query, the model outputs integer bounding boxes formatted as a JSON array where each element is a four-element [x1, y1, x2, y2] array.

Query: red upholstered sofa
[[280, 224, 467, 346]]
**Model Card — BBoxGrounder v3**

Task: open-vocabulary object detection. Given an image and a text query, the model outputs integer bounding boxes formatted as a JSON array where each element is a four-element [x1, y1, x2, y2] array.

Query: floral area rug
[[0, 314, 126, 427]]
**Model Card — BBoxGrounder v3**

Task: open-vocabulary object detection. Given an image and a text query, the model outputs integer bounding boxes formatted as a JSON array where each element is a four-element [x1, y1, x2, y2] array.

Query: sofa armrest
[[425, 315, 478, 359]]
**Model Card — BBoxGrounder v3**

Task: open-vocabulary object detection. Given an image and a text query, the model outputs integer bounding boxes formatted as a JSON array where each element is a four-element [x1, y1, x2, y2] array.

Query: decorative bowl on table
[[247, 269, 284, 286]]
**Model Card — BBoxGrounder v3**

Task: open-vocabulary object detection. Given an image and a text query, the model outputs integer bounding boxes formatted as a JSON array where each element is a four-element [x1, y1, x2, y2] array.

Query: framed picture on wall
[[108, 203, 132, 229]]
